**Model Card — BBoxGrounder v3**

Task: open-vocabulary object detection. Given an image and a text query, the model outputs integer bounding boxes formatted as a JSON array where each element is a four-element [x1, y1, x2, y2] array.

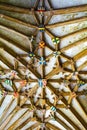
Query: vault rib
[[0, 33, 30, 52], [0, 14, 38, 29], [0, 85, 5, 106], [0, 93, 38, 129], [73, 49, 87, 61], [7, 110, 30, 130], [45, 29, 55, 39], [62, 97, 87, 129], [47, 83, 87, 129], [26, 122, 41, 130], [39, 85, 72, 130], [63, 49, 87, 68], [54, 114, 72, 130], [0, 56, 23, 79], [0, 1, 87, 130], [0, 3, 32, 14], [0, 44, 41, 79], [61, 37, 87, 52], [45, 5, 87, 15], [15, 117, 38, 130], [46, 122, 61, 130], [0, 25, 34, 46], [0, 34, 40, 60], [0, 98, 15, 125], [77, 61, 87, 71], [61, 28, 87, 40], [45, 67, 64, 80], [0, 3, 87, 23], [46, 99, 80, 130], [0, 99, 14, 124], [33, 0, 40, 9], [45, 27, 87, 43], [46, 17, 87, 28], [0, 106, 21, 129], [47, 0, 53, 10]]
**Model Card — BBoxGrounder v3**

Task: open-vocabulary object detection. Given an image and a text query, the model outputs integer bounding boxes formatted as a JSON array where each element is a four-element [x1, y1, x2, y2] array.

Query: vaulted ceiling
[[0, 0, 87, 130]]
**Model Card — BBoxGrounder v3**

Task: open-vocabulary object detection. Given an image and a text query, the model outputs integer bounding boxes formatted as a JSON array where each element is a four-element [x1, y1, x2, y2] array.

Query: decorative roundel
[[52, 37, 60, 44], [3, 91, 8, 97], [77, 80, 85, 87], [50, 106, 56, 112], [42, 79, 47, 87], [10, 70, 18, 77], [38, 25, 45, 32], [19, 80, 27, 87], [4, 79, 12, 86], [39, 41, 45, 48], [37, 6, 45, 12], [0, 90, 8, 98], [53, 51, 61, 57], [71, 92, 76, 98], [39, 57, 46, 65], [13, 92, 19, 98], [28, 52, 35, 58], [38, 79, 47, 87], [30, 35, 35, 43]]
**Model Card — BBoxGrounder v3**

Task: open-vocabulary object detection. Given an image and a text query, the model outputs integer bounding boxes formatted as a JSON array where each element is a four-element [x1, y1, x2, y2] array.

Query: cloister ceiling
[[0, 0, 87, 130]]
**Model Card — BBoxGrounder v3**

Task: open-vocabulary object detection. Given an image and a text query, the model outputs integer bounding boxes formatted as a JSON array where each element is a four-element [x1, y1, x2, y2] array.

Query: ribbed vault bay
[[0, 0, 87, 130]]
